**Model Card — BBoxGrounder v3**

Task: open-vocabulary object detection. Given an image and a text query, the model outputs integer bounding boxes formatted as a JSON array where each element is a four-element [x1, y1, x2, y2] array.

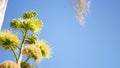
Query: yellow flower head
[[23, 10, 38, 19], [0, 30, 19, 50], [23, 18, 43, 33], [10, 18, 23, 30], [25, 35, 38, 44], [39, 41, 52, 59], [0, 61, 20, 68], [22, 45, 42, 62], [29, 18, 43, 33]]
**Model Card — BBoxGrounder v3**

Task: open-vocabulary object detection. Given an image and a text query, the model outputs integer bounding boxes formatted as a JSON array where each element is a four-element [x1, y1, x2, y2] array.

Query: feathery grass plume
[[38, 41, 52, 59], [0, 30, 19, 50], [25, 35, 38, 44], [21, 62, 31, 68], [22, 45, 42, 62], [10, 18, 23, 30], [23, 18, 43, 33], [75, 0, 90, 25], [0, 60, 20, 68], [23, 10, 38, 19]]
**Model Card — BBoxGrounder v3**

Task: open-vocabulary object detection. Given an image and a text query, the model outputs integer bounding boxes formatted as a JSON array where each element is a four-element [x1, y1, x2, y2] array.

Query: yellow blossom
[[25, 35, 38, 44], [0, 60, 20, 68], [22, 45, 42, 62], [23, 18, 43, 33], [28, 18, 43, 33], [23, 10, 38, 19], [10, 18, 23, 30], [0, 30, 19, 50], [38, 41, 52, 59]]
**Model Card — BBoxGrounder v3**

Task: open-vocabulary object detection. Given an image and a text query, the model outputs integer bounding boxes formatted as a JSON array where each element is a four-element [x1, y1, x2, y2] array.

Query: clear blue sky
[[0, 0, 120, 68]]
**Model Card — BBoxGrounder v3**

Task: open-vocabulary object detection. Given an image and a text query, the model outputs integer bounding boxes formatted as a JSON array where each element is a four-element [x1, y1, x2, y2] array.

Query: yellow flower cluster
[[0, 10, 52, 68], [10, 19, 23, 30], [22, 45, 42, 62], [25, 35, 38, 44], [39, 41, 52, 59], [23, 10, 38, 19], [10, 11, 43, 33], [0, 61, 20, 68], [0, 30, 19, 50], [24, 18, 43, 33]]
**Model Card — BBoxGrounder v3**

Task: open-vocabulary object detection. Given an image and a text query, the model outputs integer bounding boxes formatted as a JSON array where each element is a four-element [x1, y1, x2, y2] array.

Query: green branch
[[15, 45, 21, 50], [10, 47, 18, 62], [24, 57, 30, 64], [17, 31, 27, 65], [21, 57, 30, 68]]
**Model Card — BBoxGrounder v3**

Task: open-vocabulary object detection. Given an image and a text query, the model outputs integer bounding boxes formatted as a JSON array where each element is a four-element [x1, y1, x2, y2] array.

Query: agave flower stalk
[[0, 10, 52, 68], [17, 31, 28, 66]]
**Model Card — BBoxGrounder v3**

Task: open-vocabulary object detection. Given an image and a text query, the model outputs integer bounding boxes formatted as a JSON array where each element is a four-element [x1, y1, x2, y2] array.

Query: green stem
[[15, 45, 21, 50], [21, 57, 30, 68], [17, 31, 27, 66], [10, 47, 18, 62], [24, 57, 30, 64]]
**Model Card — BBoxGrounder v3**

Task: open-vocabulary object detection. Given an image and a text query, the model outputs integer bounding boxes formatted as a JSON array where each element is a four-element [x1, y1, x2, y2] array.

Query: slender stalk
[[10, 47, 18, 62], [21, 57, 30, 68], [15, 45, 21, 50], [24, 57, 30, 64], [17, 31, 27, 66]]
